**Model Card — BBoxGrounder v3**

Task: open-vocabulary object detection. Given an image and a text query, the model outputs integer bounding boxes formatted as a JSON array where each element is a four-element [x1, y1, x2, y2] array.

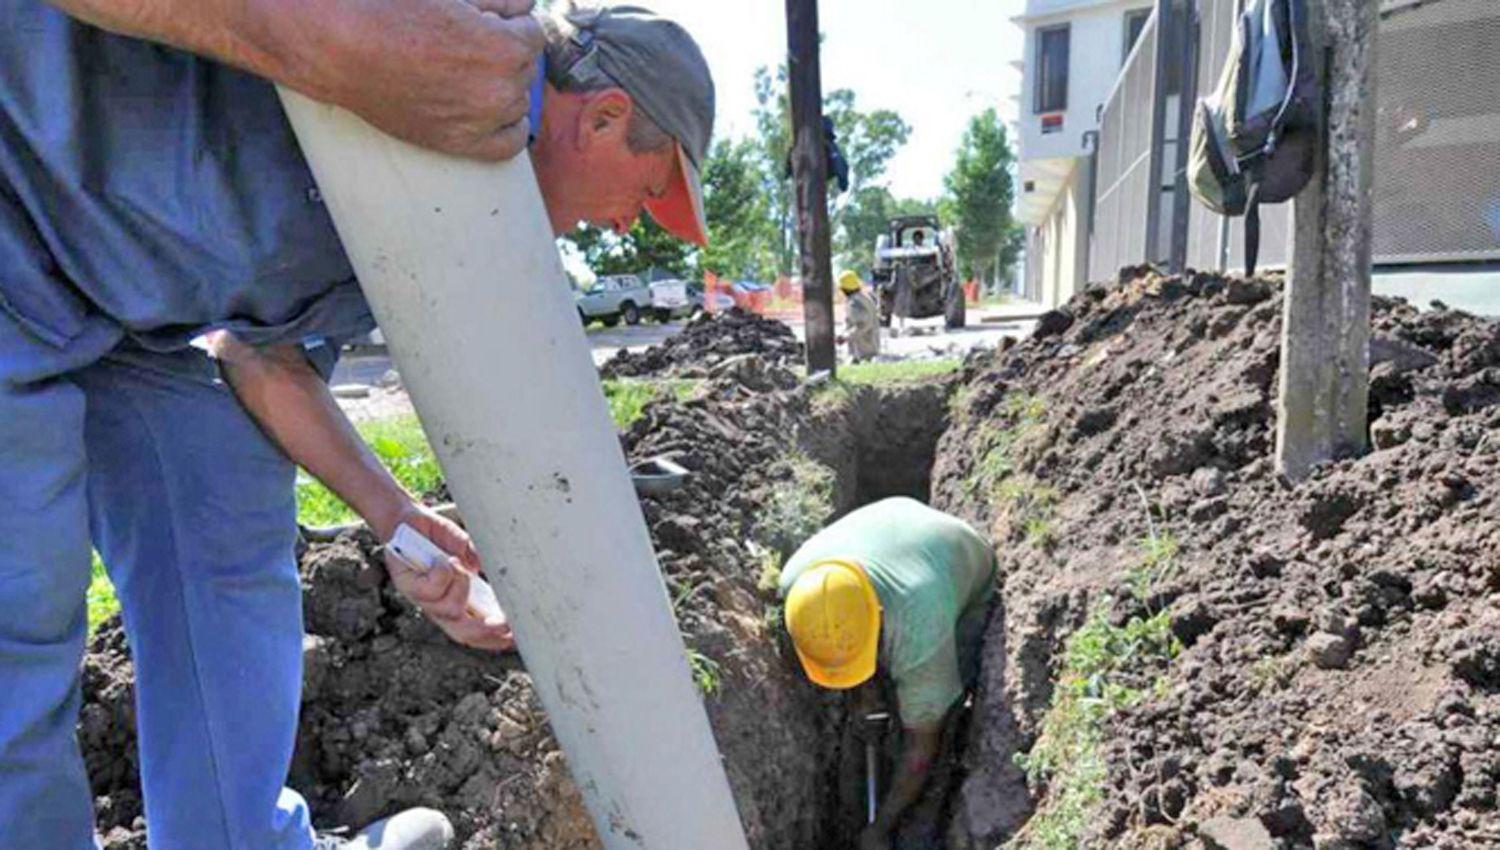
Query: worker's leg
[[78, 348, 313, 850], [0, 373, 97, 850]]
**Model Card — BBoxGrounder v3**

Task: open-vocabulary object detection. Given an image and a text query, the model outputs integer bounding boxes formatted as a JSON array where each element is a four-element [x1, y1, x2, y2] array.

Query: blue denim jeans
[[0, 330, 316, 850]]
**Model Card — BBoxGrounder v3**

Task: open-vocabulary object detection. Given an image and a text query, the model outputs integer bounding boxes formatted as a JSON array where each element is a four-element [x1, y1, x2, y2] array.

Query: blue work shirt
[[0, 1, 372, 383]]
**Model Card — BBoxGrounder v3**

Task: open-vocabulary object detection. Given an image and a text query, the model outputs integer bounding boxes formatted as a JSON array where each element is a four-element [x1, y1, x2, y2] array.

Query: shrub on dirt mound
[[81, 359, 836, 849], [934, 269, 1500, 850], [600, 308, 804, 378]]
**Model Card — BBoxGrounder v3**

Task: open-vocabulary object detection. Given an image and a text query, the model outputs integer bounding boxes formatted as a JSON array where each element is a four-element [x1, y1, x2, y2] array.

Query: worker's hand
[[383, 504, 516, 652], [316, 0, 544, 161], [858, 825, 892, 850]]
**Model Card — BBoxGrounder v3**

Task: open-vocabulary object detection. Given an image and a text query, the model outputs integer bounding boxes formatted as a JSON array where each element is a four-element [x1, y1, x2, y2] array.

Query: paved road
[[334, 305, 1041, 388]]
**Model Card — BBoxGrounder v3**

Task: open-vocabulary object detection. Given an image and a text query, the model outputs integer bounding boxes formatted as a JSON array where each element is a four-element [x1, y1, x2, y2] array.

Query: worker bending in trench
[[780, 497, 996, 850], [0, 1, 713, 849]]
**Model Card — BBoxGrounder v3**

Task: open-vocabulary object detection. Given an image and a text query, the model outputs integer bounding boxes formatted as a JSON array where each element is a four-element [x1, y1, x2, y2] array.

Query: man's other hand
[[321, 0, 544, 160], [383, 504, 516, 652]]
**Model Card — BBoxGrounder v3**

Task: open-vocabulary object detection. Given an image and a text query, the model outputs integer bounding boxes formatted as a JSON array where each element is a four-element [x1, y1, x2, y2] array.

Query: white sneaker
[[312, 808, 454, 850]]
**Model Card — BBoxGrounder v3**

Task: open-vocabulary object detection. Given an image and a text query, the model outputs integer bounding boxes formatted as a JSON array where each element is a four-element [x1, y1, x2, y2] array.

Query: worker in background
[[911, 229, 927, 248], [779, 497, 996, 850], [0, 0, 711, 848], [840, 270, 881, 363]]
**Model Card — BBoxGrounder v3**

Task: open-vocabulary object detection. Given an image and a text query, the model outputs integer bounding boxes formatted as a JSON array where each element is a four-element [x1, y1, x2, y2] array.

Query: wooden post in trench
[[1274, 0, 1378, 481], [785, 0, 837, 376]]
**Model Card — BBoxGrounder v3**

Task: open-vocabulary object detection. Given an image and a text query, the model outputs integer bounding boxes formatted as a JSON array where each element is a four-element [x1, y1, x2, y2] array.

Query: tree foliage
[[701, 138, 777, 280], [752, 65, 913, 277], [568, 218, 694, 279], [943, 108, 1020, 283]]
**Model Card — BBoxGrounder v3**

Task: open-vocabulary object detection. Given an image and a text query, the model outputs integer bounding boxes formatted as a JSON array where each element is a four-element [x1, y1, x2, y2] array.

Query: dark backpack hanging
[[1188, 0, 1322, 275]]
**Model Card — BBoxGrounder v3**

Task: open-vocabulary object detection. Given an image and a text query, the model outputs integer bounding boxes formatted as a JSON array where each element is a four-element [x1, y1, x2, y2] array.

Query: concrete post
[[277, 89, 750, 850], [1274, 0, 1378, 481]]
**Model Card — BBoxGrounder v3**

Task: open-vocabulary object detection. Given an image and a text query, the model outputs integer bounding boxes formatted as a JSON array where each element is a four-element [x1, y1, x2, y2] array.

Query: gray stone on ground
[[1307, 633, 1354, 669], [332, 383, 372, 399], [1199, 816, 1275, 850]]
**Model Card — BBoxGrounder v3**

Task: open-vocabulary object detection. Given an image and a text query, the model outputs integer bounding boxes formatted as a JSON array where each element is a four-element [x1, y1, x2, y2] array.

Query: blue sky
[[642, 0, 1026, 201]]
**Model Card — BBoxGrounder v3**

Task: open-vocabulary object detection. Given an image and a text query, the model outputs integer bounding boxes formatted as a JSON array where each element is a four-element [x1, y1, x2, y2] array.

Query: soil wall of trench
[[79, 355, 954, 850]]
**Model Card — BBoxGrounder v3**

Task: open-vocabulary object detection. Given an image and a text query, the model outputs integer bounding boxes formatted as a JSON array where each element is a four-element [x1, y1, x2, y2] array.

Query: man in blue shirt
[[0, 2, 713, 849]]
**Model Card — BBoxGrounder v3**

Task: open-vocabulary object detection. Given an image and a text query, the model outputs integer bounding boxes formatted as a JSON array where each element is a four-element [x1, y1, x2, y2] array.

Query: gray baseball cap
[[549, 5, 715, 245]]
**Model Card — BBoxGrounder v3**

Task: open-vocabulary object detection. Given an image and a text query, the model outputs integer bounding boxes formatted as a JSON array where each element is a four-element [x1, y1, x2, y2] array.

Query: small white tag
[[388, 522, 506, 622], [388, 523, 448, 573]]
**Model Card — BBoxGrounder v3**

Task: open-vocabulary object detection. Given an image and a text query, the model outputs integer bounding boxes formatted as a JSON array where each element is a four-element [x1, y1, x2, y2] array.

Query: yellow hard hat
[[784, 559, 881, 689], [838, 271, 864, 294]]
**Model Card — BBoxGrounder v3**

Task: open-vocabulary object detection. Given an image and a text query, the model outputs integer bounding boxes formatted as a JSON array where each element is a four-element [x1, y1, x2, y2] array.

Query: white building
[[1013, 0, 1153, 307]]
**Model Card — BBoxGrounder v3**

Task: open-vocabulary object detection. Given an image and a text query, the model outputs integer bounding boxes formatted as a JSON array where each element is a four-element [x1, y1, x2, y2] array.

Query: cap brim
[[789, 559, 881, 690], [645, 145, 709, 247]]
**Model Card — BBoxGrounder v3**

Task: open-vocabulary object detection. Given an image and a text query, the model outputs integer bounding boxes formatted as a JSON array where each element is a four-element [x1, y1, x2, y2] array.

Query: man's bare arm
[[208, 333, 514, 651], [861, 722, 944, 850], [44, 0, 544, 160]]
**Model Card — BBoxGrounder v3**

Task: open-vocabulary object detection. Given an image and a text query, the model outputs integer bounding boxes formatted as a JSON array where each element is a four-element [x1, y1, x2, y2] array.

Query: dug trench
[[78, 348, 962, 850], [79, 270, 1500, 850]]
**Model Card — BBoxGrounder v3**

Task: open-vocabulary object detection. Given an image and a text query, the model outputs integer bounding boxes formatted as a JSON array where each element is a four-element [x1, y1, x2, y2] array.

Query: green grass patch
[[835, 358, 960, 386], [87, 551, 119, 633], [296, 415, 442, 528], [602, 378, 701, 429], [1010, 604, 1181, 850]]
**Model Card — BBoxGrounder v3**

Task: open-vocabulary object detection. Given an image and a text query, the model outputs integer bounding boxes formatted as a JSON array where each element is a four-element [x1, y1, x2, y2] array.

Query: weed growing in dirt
[[686, 649, 723, 697], [758, 453, 835, 555], [1250, 654, 1299, 691], [1011, 602, 1181, 850], [87, 551, 118, 633], [754, 546, 784, 593], [1127, 531, 1180, 601], [297, 416, 441, 528], [948, 383, 977, 425], [998, 478, 1060, 550], [963, 392, 1047, 502]]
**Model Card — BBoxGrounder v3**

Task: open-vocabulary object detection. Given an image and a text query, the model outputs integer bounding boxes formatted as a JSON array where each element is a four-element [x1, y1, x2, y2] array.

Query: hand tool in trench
[[864, 711, 892, 825]]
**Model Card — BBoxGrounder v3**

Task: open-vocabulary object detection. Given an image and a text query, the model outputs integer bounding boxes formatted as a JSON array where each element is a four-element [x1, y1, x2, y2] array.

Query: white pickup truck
[[576, 275, 692, 326]]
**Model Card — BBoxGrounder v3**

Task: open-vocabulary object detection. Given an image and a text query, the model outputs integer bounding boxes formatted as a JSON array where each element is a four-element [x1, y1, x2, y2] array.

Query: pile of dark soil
[[934, 269, 1500, 849], [599, 308, 804, 378], [80, 358, 843, 849]]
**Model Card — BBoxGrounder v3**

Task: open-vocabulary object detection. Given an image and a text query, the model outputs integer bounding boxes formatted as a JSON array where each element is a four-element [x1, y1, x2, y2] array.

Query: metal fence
[[1088, 9, 1162, 280], [1090, 0, 1500, 283], [1374, 0, 1500, 264], [1183, 0, 1291, 273]]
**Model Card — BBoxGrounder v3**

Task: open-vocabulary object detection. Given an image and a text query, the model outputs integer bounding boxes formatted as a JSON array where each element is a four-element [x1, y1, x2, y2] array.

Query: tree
[[566, 218, 695, 280], [752, 64, 911, 278], [701, 138, 777, 280], [943, 109, 1019, 284]]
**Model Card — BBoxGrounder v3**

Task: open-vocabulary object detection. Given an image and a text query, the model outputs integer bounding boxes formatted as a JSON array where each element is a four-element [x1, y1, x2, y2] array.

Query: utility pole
[[1275, 0, 1378, 481], [785, 0, 837, 376]]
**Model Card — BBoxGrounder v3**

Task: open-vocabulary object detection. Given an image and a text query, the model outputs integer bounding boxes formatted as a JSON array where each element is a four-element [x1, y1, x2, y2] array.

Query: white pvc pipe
[[277, 89, 749, 850]]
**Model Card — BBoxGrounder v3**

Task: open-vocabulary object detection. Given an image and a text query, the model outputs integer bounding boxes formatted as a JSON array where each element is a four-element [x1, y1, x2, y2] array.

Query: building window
[[1034, 25, 1070, 114], [1123, 8, 1152, 63]]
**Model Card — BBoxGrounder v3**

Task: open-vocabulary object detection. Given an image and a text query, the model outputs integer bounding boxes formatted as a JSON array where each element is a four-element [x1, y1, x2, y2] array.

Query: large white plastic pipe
[[277, 90, 749, 850]]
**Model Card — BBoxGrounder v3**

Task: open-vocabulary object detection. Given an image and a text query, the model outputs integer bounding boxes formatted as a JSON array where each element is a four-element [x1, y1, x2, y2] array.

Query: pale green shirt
[[780, 497, 996, 727]]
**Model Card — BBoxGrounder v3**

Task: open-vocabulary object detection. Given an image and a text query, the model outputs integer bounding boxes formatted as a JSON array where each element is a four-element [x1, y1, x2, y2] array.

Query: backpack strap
[[1244, 165, 1264, 276]]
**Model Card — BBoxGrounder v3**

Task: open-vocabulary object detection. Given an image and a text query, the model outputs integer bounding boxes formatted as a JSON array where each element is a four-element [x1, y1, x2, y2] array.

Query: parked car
[[686, 281, 734, 314], [647, 278, 693, 322], [575, 274, 649, 326]]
